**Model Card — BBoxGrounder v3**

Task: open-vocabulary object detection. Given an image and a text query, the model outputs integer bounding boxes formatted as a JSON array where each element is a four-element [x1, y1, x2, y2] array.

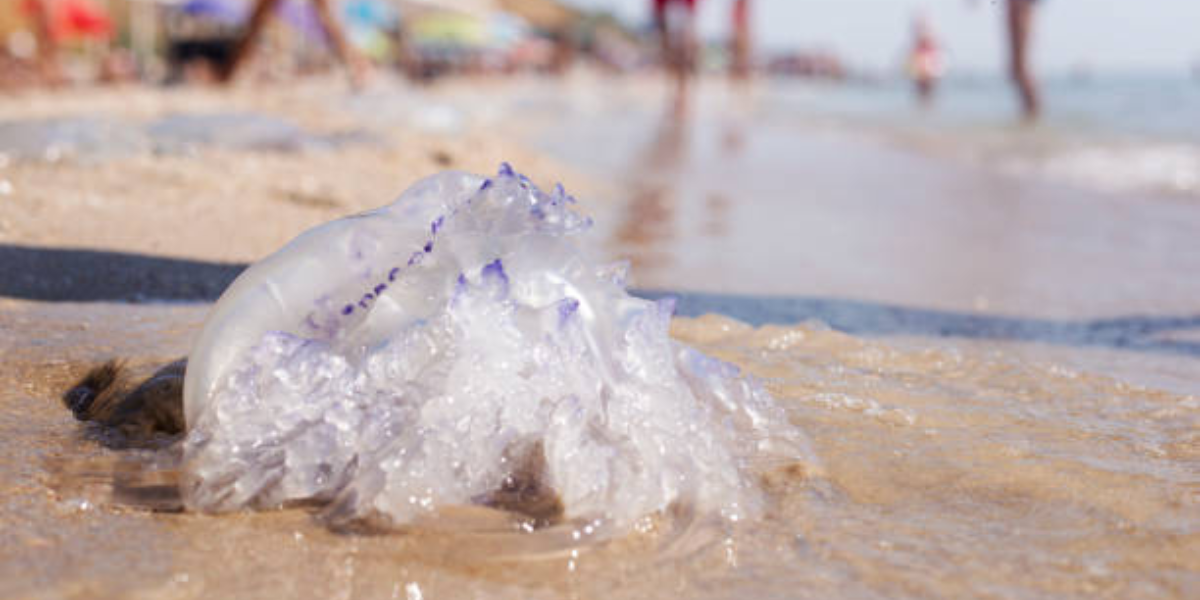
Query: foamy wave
[[998, 142, 1200, 198]]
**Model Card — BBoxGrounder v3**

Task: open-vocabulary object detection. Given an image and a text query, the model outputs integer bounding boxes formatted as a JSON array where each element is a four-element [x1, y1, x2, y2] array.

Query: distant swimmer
[[1007, 0, 1041, 119], [907, 14, 943, 104]]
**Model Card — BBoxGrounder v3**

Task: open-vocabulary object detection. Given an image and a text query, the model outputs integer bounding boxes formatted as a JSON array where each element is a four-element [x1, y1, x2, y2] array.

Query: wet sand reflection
[[613, 111, 690, 274], [613, 103, 750, 277]]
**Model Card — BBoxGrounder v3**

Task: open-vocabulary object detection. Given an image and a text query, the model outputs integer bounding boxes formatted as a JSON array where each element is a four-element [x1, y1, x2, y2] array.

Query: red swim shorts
[[655, 0, 699, 18]]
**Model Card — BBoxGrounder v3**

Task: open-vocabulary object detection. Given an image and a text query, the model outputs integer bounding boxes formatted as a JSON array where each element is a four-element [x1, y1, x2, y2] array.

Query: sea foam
[[181, 165, 810, 532]]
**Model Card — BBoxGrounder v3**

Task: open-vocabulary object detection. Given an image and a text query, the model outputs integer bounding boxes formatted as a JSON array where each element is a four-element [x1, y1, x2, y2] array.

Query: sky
[[565, 0, 1200, 75]]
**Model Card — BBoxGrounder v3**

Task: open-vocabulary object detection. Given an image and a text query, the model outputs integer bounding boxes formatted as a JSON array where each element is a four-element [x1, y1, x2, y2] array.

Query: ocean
[[765, 73, 1200, 198]]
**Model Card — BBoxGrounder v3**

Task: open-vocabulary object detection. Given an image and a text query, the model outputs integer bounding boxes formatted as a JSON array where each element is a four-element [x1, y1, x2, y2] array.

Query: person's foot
[[347, 57, 374, 91]]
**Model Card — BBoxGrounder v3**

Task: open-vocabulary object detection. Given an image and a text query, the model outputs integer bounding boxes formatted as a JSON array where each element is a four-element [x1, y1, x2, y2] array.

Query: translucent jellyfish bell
[[181, 165, 813, 534]]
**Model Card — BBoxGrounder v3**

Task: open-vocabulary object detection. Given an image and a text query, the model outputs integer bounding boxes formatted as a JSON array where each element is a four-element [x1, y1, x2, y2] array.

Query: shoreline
[[0, 79, 1197, 599]]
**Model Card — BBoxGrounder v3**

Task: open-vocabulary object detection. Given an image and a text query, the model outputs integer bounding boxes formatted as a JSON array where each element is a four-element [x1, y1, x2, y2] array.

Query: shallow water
[[1, 300, 1195, 599], [764, 76, 1200, 199], [532, 85, 1200, 395]]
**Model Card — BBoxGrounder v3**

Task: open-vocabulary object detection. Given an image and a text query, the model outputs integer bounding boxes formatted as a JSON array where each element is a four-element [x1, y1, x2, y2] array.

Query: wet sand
[[1, 78, 1198, 599], [2, 300, 1195, 599], [0, 82, 594, 266]]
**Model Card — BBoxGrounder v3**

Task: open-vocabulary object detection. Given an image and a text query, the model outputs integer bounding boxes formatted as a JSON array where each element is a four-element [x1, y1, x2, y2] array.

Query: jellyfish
[[179, 164, 812, 534]]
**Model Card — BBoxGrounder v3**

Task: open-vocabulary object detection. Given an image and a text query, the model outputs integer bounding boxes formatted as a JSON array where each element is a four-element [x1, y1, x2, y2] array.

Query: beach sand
[[1, 77, 1197, 599]]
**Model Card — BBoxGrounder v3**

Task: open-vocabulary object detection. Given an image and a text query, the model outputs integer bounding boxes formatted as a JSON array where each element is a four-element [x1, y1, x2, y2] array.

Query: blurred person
[[22, 0, 59, 83], [729, 0, 750, 82], [220, 0, 369, 87], [907, 14, 943, 104], [1007, 0, 1040, 119], [20, 0, 114, 84], [652, 0, 700, 115], [163, 0, 245, 83]]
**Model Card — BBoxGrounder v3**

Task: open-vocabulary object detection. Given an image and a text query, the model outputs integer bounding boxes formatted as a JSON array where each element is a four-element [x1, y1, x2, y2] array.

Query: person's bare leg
[[219, 0, 283, 83], [311, 0, 370, 87], [655, 10, 670, 69], [1007, 0, 1039, 120], [29, 0, 61, 84], [671, 10, 697, 118], [671, 46, 689, 117], [655, 9, 678, 110], [729, 0, 750, 83]]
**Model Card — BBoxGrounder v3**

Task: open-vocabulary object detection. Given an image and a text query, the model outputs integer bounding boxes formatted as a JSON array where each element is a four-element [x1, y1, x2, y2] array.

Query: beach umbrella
[[486, 11, 526, 50], [60, 0, 113, 40], [400, 0, 497, 20], [341, 0, 400, 58], [22, 0, 114, 40], [179, 0, 248, 25], [343, 0, 398, 29], [410, 10, 487, 46], [277, 0, 325, 39], [496, 0, 575, 32]]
